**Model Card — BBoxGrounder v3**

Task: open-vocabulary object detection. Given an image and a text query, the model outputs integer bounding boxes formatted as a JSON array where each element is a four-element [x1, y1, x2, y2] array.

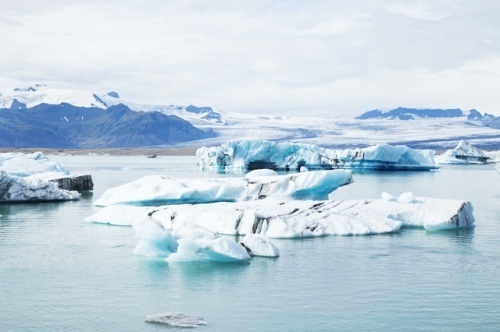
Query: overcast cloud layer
[[1, 0, 499, 116]]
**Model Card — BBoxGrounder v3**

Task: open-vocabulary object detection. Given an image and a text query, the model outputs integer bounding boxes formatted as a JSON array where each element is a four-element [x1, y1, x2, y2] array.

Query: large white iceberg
[[0, 151, 70, 176], [196, 140, 439, 171], [93, 169, 353, 207], [87, 194, 474, 236], [0, 170, 80, 202], [436, 140, 490, 164], [86, 192, 474, 262]]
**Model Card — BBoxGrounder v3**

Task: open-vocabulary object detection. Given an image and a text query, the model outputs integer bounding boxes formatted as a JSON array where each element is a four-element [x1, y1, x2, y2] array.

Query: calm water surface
[[1, 156, 499, 331]]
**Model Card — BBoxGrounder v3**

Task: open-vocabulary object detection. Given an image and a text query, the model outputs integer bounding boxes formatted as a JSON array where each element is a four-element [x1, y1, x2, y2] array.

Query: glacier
[[0, 151, 70, 177], [93, 169, 353, 207], [0, 170, 80, 202], [196, 140, 439, 172], [436, 140, 491, 164]]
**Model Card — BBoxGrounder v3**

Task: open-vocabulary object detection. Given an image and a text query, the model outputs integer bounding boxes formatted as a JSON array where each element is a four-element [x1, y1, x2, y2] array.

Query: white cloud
[[1, 0, 500, 116]]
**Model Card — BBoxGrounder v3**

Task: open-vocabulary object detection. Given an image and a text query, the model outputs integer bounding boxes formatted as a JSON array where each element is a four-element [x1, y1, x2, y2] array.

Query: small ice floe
[[240, 234, 279, 257], [381, 192, 394, 201], [0, 151, 69, 176], [145, 312, 206, 328], [398, 192, 415, 203], [435, 140, 490, 164]]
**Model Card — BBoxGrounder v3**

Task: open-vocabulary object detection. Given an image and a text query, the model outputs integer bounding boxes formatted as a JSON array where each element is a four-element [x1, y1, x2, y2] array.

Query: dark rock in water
[[49, 174, 93, 191], [145, 312, 206, 328]]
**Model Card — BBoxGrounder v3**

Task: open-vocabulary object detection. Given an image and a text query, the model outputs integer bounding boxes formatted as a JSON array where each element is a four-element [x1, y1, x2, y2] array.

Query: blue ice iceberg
[[196, 140, 439, 171], [93, 169, 353, 207]]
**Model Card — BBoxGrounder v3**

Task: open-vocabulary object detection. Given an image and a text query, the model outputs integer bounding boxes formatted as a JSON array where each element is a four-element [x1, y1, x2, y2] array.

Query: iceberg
[[436, 140, 490, 164], [145, 312, 207, 328], [86, 192, 474, 262], [0, 170, 80, 202], [87, 194, 474, 236], [240, 234, 279, 257], [93, 169, 353, 207], [0, 151, 70, 176], [196, 140, 439, 171]]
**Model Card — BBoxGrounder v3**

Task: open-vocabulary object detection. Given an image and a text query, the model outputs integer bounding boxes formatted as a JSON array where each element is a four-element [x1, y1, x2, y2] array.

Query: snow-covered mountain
[[0, 85, 224, 125], [1, 84, 499, 150], [0, 84, 108, 109], [357, 107, 498, 121]]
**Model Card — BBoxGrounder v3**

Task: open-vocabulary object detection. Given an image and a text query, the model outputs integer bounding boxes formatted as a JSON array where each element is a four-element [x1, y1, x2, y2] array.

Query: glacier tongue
[[93, 169, 353, 207], [196, 140, 439, 171]]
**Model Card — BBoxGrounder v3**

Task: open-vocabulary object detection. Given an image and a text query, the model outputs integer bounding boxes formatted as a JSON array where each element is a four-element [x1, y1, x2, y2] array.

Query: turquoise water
[[1, 156, 499, 331]]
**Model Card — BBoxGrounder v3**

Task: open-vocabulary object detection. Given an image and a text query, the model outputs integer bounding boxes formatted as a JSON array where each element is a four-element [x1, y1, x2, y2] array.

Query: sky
[[1, 0, 500, 116]]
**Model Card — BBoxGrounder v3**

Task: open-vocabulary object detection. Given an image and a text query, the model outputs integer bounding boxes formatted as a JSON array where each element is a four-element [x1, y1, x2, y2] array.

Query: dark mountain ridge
[[0, 103, 214, 148]]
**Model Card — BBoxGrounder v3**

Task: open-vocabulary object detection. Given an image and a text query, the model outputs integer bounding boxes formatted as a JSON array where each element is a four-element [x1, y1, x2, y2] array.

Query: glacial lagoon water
[[1, 155, 499, 331]]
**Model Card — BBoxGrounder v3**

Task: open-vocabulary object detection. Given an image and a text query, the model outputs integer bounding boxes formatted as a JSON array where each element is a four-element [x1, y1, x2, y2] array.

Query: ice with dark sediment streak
[[93, 169, 353, 207], [196, 140, 439, 171], [145, 312, 207, 328], [0, 170, 80, 202], [88, 194, 474, 235], [86, 192, 474, 262]]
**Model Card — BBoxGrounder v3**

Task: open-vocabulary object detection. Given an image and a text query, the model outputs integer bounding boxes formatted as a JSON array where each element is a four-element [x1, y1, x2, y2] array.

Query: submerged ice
[[93, 169, 353, 207], [196, 140, 439, 171]]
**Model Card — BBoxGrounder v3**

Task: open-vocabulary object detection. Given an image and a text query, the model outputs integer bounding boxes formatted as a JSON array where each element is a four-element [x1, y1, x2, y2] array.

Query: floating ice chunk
[[167, 236, 250, 262], [0, 170, 80, 202], [398, 192, 415, 203], [0, 151, 70, 176], [300, 166, 308, 172], [381, 192, 394, 201], [436, 140, 490, 164], [84, 205, 155, 226], [245, 169, 277, 178], [196, 140, 439, 171], [145, 312, 206, 328], [93, 170, 353, 206], [240, 234, 279, 257], [133, 221, 178, 258]]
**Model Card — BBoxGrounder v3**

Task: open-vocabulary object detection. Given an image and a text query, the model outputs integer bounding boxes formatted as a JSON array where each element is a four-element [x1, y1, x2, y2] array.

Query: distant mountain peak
[[106, 91, 120, 98], [356, 107, 498, 121]]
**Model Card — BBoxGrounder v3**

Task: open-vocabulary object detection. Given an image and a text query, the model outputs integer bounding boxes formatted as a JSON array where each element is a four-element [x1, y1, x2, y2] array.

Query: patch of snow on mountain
[[0, 84, 107, 109]]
